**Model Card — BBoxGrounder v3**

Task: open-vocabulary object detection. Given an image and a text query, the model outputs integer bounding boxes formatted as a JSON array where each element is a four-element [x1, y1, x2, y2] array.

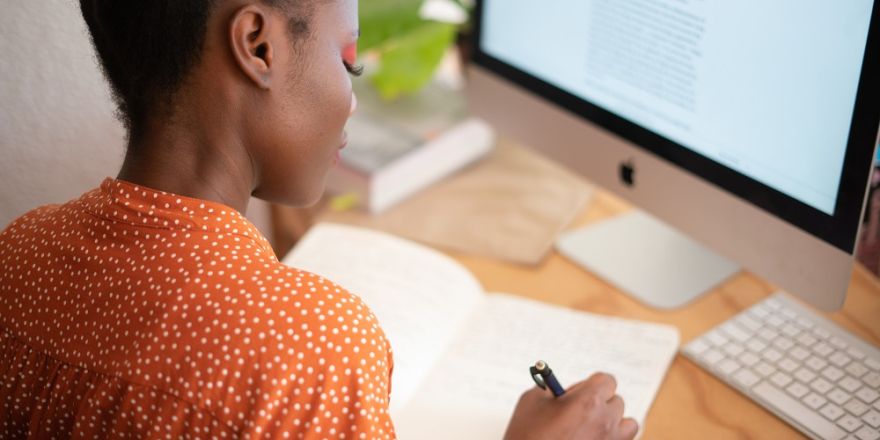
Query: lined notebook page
[[395, 294, 680, 439], [283, 223, 484, 414]]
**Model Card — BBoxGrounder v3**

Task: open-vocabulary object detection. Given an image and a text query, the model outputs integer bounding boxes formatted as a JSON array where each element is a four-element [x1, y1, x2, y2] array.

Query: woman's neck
[[117, 117, 256, 214]]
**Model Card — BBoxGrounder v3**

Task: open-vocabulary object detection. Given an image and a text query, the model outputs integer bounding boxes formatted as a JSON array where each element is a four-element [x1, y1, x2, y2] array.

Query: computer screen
[[482, 1, 871, 216], [468, 0, 880, 309]]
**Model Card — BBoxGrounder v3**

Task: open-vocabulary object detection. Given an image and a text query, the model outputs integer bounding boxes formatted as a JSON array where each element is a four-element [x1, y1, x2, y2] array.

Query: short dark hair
[[79, 0, 310, 142]]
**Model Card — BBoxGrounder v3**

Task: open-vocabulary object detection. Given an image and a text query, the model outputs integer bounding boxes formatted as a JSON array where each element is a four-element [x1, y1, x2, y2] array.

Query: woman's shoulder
[[167, 260, 389, 365], [0, 197, 82, 237], [0, 190, 97, 251], [228, 262, 384, 342]]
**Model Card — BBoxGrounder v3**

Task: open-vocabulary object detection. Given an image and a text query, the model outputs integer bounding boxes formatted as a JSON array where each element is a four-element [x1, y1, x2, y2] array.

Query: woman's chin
[[251, 184, 321, 209]]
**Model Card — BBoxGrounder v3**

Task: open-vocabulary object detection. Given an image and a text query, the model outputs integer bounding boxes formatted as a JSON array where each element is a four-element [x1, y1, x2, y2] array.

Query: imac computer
[[467, 1, 880, 311]]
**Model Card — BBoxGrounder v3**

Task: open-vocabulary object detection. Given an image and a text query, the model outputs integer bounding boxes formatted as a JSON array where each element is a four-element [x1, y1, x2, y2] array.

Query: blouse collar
[[80, 178, 274, 256]]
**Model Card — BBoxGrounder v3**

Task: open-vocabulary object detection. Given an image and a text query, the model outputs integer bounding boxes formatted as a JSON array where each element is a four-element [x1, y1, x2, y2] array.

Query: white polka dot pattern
[[0, 178, 396, 439]]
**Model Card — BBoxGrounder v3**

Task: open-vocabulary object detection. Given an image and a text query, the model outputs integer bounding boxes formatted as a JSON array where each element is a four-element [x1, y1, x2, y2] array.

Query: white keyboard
[[682, 293, 880, 440]]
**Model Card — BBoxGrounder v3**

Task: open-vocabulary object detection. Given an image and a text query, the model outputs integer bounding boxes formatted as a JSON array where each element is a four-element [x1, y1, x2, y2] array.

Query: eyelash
[[344, 61, 364, 77]]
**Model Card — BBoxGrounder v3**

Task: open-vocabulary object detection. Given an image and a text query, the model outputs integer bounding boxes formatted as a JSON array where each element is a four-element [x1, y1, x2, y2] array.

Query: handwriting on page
[[395, 294, 679, 439]]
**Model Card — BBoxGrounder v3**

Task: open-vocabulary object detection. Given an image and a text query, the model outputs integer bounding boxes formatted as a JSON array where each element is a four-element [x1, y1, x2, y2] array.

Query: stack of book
[[326, 78, 495, 213]]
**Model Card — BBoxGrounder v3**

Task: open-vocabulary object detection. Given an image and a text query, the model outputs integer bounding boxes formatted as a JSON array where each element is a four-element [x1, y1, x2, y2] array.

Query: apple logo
[[620, 160, 635, 187]]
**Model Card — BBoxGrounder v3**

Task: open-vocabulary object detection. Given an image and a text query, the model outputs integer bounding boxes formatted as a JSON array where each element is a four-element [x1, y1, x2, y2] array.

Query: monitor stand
[[556, 211, 740, 309]]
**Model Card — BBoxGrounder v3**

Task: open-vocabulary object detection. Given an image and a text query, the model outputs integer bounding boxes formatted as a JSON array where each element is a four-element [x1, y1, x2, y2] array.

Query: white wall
[[0, 1, 272, 242], [0, 1, 125, 227]]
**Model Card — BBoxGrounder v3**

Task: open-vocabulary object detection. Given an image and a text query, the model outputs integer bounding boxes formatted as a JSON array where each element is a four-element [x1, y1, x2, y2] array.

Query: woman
[[0, 0, 638, 438]]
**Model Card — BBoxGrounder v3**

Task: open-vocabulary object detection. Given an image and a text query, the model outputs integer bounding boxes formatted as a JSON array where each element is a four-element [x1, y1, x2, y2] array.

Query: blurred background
[[0, 1, 277, 234], [0, 0, 472, 247]]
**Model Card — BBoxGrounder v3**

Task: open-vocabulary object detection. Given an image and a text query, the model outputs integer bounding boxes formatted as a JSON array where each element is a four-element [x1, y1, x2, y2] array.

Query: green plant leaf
[[359, 0, 425, 52], [370, 21, 457, 100]]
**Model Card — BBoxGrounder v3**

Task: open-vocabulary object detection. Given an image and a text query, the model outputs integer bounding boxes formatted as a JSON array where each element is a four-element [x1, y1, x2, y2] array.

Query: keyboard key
[[837, 414, 863, 433], [754, 382, 846, 439], [702, 349, 725, 365], [804, 392, 827, 409], [781, 308, 797, 320], [865, 357, 880, 371], [855, 426, 879, 440], [722, 323, 750, 342], [717, 359, 740, 376], [750, 305, 770, 318], [733, 369, 760, 388], [782, 323, 801, 338], [864, 410, 880, 428], [798, 333, 819, 347], [747, 339, 768, 353], [771, 372, 793, 388], [812, 378, 834, 394], [796, 317, 814, 329], [816, 342, 835, 357], [875, 399, 880, 411], [840, 376, 863, 393], [759, 328, 779, 342], [786, 382, 809, 399], [763, 349, 783, 363], [778, 357, 800, 373], [866, 372, 880, 389], [847, 347, 866, 361], [824, 366, 845, 382], [737, 314, 762, 331], [790, 346, 811, 361], [767, 315, 785, 328], [808, 356, 830, 372], [774, 338, 795, 351], [845, 399, 870, 417], [755, 362, 777, 378], [846, 362, 870, 379], [814, 327, 832, 340], [723, 344, 745, 358], [829, 388, 852, 405], [765, 298, 782, 310], [856, 388, 879, 405], [832, 351, 854, 368], [821, 403, 846, 421], [685, 339, 710, 356], [706, 331, 729, 347], [795, 368, 817, 384], [740, 351, 760, 367], [830, 336, 849, 350]]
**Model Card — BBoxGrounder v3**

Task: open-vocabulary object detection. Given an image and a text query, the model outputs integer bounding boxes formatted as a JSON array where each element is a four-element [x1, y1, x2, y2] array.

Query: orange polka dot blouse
[[0, 179, 395, 439]]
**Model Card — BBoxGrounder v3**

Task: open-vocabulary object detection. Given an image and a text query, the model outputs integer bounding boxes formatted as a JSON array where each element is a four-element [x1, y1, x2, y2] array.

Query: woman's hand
[[503, 372, 638, 440]]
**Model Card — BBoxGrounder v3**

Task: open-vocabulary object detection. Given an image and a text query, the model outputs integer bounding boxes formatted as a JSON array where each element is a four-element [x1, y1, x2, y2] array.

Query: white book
[[282, 223, 680, 439], [326, 80, 495, 214]]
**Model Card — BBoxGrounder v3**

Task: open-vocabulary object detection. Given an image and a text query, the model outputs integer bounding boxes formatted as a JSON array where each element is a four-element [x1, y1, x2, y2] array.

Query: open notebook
[[283, 223, 679, 439]]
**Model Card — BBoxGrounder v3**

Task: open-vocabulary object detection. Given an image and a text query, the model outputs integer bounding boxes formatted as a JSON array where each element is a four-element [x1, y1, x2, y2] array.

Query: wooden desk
[[442, 189, 880, 439], [275, 186, 880, 438]]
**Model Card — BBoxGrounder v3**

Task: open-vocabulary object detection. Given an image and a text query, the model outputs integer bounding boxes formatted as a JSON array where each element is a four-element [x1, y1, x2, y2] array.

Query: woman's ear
[[229, 5, 274, 89]]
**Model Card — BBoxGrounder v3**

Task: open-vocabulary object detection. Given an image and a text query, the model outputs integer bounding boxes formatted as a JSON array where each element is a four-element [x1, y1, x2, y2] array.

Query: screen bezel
[[470, 1, 880, 253]]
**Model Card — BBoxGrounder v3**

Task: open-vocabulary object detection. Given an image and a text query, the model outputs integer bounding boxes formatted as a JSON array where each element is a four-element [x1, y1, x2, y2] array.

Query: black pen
[[530, 360, 566, 397]]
